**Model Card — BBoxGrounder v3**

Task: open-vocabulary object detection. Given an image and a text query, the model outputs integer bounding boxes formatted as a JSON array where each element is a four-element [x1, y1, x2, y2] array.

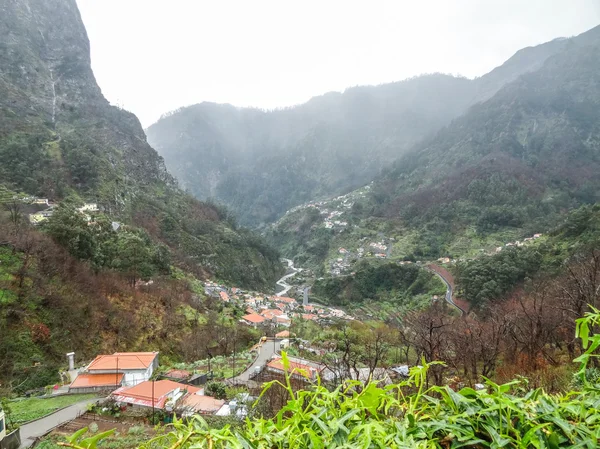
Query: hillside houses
[[112, 380, 227, 416], [69, 352, 159, 393]]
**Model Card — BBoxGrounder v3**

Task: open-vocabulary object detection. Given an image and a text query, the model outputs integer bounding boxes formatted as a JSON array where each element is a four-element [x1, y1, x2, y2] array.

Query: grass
[[37, 430, 153, 449], [9, 393, 99, 424]]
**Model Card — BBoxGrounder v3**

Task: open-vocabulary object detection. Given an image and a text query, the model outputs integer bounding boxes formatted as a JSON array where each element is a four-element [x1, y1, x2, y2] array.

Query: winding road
[[424, 265, 467, 316], [276, 258, 299, 296], [233, 339, 281, 382]]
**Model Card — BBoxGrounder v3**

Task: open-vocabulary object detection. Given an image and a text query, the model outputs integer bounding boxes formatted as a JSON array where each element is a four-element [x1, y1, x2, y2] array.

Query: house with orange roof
[[261, 308, 285, 318], [275, 330, 291, 338], [219, 291, 230, 302], [69, 373, 125, 394], [301, 314, 317, 321], [266, 355, 325, 381], [241, 313, 266, 326], [181, 394, 226, 416], [112, 379, 211, 412]]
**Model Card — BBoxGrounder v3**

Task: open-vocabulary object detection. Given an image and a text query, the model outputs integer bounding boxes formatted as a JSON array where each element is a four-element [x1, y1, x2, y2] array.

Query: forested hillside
[[0, 0, 282, 391], [0, 0, 282, 290], [146, 31, 574, 227], [366, 27, 600, 257]]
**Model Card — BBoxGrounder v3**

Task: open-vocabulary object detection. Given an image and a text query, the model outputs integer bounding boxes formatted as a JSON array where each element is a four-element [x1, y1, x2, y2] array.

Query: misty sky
[[76, 0, 600, 127]]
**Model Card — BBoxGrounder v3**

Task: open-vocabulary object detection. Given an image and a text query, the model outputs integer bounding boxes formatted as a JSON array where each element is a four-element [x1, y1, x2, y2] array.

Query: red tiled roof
[[112, 380, 200, 409], [88, 352, 158, 371], [242, 313, 266, 324], [261, 309, 284, 317], [219, 291, 230, 301], [275, 330, 290, 338], [301, 314, 317, 321], [267, 358, 317, 377], [70, 373, 124, 389], [272, 296, 296, 303]]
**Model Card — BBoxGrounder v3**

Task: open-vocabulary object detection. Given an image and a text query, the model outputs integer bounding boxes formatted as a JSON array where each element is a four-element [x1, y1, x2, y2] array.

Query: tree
[[45, 203, 95, 260], [205, 381, 227, 400]]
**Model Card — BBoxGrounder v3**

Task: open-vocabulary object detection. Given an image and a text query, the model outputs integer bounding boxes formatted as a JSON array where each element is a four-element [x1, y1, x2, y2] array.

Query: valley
[[1, 0, 600, 447]]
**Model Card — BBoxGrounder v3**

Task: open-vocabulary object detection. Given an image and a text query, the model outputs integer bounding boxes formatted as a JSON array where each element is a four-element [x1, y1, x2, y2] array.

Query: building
[[78, 203, 99, 212], [112, 380, 199, 411], [69, 373, 125, 393], [266, 355, 325, 381], [69, 352, 159, 392], [241, 313, 266, 326], [180, 395, 226, 416], [28, 208, 54, 224], [0, 409, 5, 440]]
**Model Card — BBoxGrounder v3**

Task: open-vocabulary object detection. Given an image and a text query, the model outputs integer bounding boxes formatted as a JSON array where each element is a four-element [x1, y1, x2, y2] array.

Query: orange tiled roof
[[183, 394, 225, 413], [242, 313, 266, 324], [165, 369, 191, 379], [273, 296, 296, 303], [302, 314, 317, 321], [267, 358, 316, 376], [88, 352, 158, 371], [219, 291, 230, 301], [113, 380, 199, 404], [261, 309, 284, 317], [70, 373, 124, 388], [276, 330, 290, 338]]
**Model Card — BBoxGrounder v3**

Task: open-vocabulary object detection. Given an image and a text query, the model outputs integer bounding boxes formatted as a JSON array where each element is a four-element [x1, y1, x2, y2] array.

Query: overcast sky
[[76, 0, 600, 127]]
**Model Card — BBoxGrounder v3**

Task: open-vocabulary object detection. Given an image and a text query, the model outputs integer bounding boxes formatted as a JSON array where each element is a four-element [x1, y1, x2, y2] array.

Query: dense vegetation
[[313, 261, 444, 307], [455, 204, 600, 306], [361, 28, 600, 257]]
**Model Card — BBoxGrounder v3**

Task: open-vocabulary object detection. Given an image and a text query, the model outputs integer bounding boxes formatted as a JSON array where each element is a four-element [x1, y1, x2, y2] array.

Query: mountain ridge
[[146, 26, 595, 226]]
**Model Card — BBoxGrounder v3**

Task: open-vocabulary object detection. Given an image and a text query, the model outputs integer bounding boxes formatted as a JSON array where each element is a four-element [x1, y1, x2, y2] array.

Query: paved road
[[424, 267, 466, 316], [19, 397, 101, 448], [235, 339, 281, 382], [276, 258, 298, 296]]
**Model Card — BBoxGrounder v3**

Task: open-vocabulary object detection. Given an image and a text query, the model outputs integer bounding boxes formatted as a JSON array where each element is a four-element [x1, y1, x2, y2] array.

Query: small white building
[[0, 409, 6, 440], [78, 203, 99, 213]]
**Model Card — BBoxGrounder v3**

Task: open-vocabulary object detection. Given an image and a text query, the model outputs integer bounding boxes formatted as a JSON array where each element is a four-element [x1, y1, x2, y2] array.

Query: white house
[[70, 352, 159, 392], [78, 203, 99, 213]]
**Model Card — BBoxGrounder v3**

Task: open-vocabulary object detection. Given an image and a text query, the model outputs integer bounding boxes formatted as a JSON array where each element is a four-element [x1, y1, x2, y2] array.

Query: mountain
[[0, 0, 282, 290], [266, 25, 600, 279], [146, 32, 574, 227], [369, 26, 600, 254]]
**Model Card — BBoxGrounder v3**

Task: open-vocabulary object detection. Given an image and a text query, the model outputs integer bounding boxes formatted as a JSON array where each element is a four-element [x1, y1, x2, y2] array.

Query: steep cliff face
[[0, 0, 172, 204], [0, 0, 282, 290]]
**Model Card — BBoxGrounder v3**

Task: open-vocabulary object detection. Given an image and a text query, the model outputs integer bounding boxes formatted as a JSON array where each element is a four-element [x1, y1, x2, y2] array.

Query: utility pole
[[152, 379, 155, 424]]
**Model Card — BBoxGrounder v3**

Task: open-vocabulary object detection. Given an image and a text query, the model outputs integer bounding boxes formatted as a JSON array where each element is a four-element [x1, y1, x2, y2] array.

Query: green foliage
[[313, 262, 441, 306], [8, 394, 98, 425], [456, 247, 542, 306], [205, 381, 227, 400]]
